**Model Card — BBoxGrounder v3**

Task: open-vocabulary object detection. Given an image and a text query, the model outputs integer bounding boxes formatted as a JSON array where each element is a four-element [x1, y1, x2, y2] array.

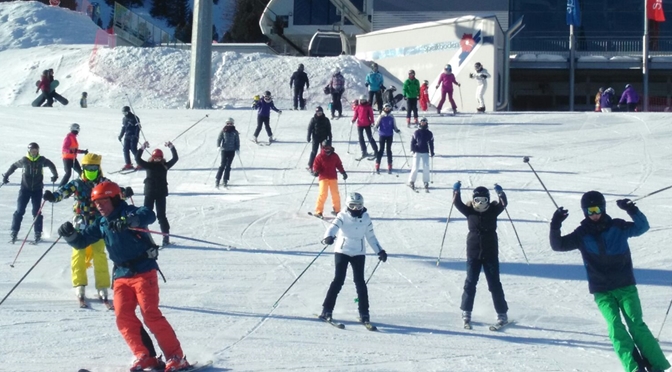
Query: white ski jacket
[[324, 209, 383, 256], [471, 68, 490, 87]]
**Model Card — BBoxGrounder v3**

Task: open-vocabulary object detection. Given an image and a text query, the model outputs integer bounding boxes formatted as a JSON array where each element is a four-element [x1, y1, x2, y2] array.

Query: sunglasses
[[83, 165, 100, 171], [474, 196, 489, 204], [586, 205, 602, 215], [348, 203, 363, 211]]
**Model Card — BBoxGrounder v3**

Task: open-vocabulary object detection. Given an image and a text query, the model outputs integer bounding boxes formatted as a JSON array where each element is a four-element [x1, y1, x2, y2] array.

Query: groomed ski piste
[[2, 2, 672, 372]]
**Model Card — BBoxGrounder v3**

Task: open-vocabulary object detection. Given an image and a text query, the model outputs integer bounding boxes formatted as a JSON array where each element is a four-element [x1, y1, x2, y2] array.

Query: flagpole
[[569, 24, 575, 112], [643, 0, 650, 112]]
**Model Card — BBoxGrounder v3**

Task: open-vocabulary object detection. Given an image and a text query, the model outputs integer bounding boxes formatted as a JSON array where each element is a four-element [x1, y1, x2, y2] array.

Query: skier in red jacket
[[311, 142, 348, 218]]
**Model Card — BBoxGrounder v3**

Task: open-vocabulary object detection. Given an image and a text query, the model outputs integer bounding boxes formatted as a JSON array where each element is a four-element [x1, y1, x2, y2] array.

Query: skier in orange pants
[[311, 141, 347, 218]]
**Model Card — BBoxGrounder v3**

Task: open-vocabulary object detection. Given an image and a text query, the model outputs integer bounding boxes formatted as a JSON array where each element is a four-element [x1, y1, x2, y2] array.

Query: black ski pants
[[123, 136, 138, 166], [358, 126, 378, 156], [254, 115, 272, 138], [330, 91, 343, 117], [11, 187, 43, 234], [376, 135, 393, 165], [60, 158, 81, 187], [293, 87, 305, 110], [368, 90, 383, 113], [322, 253, 369, 315], [215, 150, 236, 182], [406, 98, 419, 119], [460, 257, 508, 314], [144, 192, 169, 236]]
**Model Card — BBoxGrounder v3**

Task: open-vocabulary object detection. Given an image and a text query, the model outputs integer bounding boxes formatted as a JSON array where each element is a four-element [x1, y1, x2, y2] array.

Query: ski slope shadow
[[161, 243, 331, 258]]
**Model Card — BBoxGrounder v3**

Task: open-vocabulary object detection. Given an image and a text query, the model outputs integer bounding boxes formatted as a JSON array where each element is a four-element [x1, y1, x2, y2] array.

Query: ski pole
[[273, 244, 329, 308], [171, 114, 209, 143], [397, 131, 409, 169], [205, 149, 220, 185], [1, 236, 61, 306], [523, 156, 559, 209], [295, 141, 310, 169], [344, 178, 348, 198], [437, 192, 456, 266], [459, 85, 463, 109], [354, 259, 382, 303], [245, 108, 254, 139], [430, 156, 434, 184], [49, 183, 55, 237], [347, 122, 354, 154], [10, 200, 47, 268], [298, 175, 317, 212], [272, 114, 281, 137], [124, 93, 151, 156], [633, 184, 672, 202], [657, 295, 672, 340], [496, 184, 529, 264], [237, 152, 249, 183], [128, 227, 236, 249]]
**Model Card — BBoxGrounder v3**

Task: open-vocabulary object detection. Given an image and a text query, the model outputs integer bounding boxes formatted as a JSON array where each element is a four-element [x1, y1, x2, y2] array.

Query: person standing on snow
[[373, 103, 400, 174], [327, 68, 345, 119], [318, 192, 387, 325], [403, 69, 420, 127], [311, 142, 347, 218], [252, 90, 281, 144], [58, 181, 191, 372], [32, 70, 53, 107], [135, 141, 179, 247], [549, 192, 671, 372], [469, 62, 491, 113], [407, 117, 434, 191], [119, 106, 141, 170], [2, 142, 58, 243], [436, 64, 461, 115], [600, 87, 615, 113], [419, 80, 430, 112], [351, 95, 378, 160], [215, 118, 240, 188], [365, 63, 384, 114], [618, 84, 640, 112], [306, 106, 332, 172], [452, 183, 510, 329], [290, 63, 310, 110], [59, 123, 88, 187]]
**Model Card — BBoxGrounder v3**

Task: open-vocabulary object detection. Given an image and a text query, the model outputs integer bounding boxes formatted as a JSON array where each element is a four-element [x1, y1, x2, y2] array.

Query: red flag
[[648, 0, 666, 22]]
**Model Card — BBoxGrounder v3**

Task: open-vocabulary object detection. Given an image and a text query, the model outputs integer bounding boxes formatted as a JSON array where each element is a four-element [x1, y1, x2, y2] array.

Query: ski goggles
[[83, 165, 100, 171], [585, 205, 602, 215], [348, 203, 363, 211], [474, 197, 489, 204]]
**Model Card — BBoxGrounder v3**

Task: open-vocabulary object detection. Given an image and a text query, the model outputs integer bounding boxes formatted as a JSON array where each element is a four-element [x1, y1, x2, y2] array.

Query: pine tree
[[228, 0, 269, 43]]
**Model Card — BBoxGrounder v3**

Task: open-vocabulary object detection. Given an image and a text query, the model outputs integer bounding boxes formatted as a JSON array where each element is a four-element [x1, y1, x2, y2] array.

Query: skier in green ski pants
[[549, 191, 670, 372]]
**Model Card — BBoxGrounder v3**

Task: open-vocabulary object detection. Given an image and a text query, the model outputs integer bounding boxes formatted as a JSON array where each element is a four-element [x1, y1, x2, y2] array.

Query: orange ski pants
[[315, 179, 341, 215]]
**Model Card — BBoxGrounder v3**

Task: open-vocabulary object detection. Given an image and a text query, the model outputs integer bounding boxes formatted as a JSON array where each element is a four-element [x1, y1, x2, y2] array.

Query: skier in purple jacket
[[252, 91, 282, 144], [435, 65, 461, 115], [618, 84, 640, 112], [600, 87, 615, 112], [373, 103, 401, 174]]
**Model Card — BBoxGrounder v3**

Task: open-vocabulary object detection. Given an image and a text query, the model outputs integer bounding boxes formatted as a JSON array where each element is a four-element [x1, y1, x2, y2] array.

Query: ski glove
[[453, 181, 461, 192], [312, 171, 319, 177], [81, 149, 89, 155], [550, 207, 569, 230], [431, 152, 435, 157], [58, 221, 75, 238], [50, 175, 58, 183], [109, 215, 139, 233], [118, 136, 123, 142], [124, 187, 134, 198], [494, 184, 503, 194], [1, 174, 8, 184], [341, 172, 348, 180], [365, 83, 369, 87], [616, 199, 639, 214], [43, 190, 55, 202], [146, 247, 159, 259], [323, 236, 335, 245], [378, 250, 388, 262], [394, 129, 401, 134]]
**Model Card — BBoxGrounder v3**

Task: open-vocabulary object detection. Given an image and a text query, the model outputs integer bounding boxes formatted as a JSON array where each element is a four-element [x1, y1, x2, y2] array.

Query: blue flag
[[566, 0, 581, 26]]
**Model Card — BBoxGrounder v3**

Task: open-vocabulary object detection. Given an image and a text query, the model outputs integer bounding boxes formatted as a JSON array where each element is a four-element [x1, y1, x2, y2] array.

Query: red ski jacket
[[312, 148, 344, 181], [352, 102, 374, 128]]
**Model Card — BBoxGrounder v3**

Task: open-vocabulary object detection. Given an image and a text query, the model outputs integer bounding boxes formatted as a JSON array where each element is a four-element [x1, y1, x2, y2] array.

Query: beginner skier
[[58, 181, 191, 372], [80, 92, 87, 108], [319, 192, 387, 324], [252, 90, 281, 144], [469, 62, 491, 112], [327, 68, 345, 119], [351, 95, 378, 160], [436, 64, 461, 115], [407, 117, 434, 191], [119, 106, 141, 170], [135, 141, 179, 247], [215, 117, 240, 188], [311, 141, 347, 218], [453, 183, 509, 328], [403, 70, 421, 126], [419, 80, 430, 112], [373, 103, 401, 174], [307, 106, 332, 172], [365, 63, 384, 113], [290, 63, 310, 110], [59, 123, 88, 187], [2, 142, 58, 243], [550, 192, 671, 372]]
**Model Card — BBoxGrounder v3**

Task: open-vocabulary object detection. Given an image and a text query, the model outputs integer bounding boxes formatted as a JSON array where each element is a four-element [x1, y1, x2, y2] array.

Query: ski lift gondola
[[308, 30, 351, 57]]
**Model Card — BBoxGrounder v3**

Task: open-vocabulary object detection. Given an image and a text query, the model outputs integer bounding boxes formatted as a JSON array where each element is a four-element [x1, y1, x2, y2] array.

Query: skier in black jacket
[[119, 106, 141, 170], [453, 182, 509, 328], [135, 141, 178, 246], [290, 63, 310, 110], [2, 142, 58, 243], [307, 106, 332, 171], [216, 118, 240, 188]]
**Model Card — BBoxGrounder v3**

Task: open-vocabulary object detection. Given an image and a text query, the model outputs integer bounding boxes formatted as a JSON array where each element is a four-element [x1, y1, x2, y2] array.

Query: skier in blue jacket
[[252, 91, 282, 144], [365, 63, 384, 113]]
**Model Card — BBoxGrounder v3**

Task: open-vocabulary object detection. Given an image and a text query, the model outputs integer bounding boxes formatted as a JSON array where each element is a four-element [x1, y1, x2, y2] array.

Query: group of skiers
[[595, 84, 641, 112]]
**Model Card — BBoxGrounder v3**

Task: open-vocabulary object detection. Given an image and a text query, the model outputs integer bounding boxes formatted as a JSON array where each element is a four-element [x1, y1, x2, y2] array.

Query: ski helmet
[[475, 62, 483, 71], [264, 90, 271, 97], [445, 64, 452, 72], [42, 69, 49, 76], [419, 117, 428, 127], [390, 85, 396, 91], [408, 69, 415, 75], [383, 103, 392, 111], [122, 106, 131, 114], [581, 190, 606, 216], [28, 142, 40, 150], [151, 149, 164, 159], [371, 63, 378, 71], [315, 106, 324, 113], [70, 123, 80, 133], [225, 117, 235, 125], [472, 186, 490, 212], [347, 192, 364, 210], [625, 84, 631, 89], [359, 95, 368, 103], [91, 181, 122, 207], [332, 67, 340, 75], [423, 80, 429, 85], [82, 92, 88, 97], [298, 63, 304, 71]]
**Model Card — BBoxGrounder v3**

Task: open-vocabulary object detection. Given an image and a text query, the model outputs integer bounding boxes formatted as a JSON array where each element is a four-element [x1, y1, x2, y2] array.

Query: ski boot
[[122, 164, 134, 171], [253, 136, 258, 144], [162, 236, 171, 247], [358, 313, 370, 323], [462, 311, 472, 329], [408, 181, 415, 190], [330, 210, 338, 216], [98, 288, 108, 301], [9, 230, 17, 244], [388, 164, 393, 174], [165, 355, 190, 372], [452, 108, 457, 115], [319, 309, 333, 321], [268, 136, 273, 145], [375, 163, 380, 174], [496, 313, 508, 326], [34, 232, 41, 243], [215, 180, 220, 189], [130, 354, 164, 371], [223, 180, 228, 187], [424, 182, 429, 190]]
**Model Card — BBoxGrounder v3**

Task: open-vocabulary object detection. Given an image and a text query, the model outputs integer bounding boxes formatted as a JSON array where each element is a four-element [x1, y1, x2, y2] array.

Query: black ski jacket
[[4, 156, 58, 191], [307, 115, 332, 143], [454, 191, 507, 260], [135, 147, 178, 197], [290, 70, 310, 90], [120, 113, 141, 140]]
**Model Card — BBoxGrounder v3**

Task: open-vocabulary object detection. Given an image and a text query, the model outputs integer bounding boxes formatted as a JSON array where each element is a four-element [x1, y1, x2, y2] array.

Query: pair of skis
[[407, 184, 430, 193], [78, 296, 114, 311], [78, 360, 213, 372], [316, 314, 378, 331], [464, 319, 514, 331]]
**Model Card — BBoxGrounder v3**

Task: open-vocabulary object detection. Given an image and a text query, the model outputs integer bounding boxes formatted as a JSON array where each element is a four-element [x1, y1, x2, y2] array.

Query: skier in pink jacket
[[435, 65, 461, 115], [351, 95, 378, 159]]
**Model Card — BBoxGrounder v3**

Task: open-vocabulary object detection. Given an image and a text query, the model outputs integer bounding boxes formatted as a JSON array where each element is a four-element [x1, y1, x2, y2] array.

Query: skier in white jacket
[[469, 62, 491, 112], [319, 192, 387, 324]]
